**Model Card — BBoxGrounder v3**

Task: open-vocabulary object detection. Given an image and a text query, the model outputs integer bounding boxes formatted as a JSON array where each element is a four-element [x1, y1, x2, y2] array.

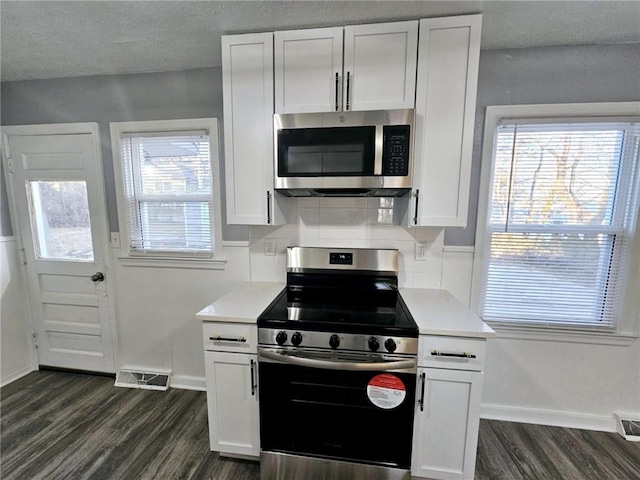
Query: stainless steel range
[[257, 247, 418, 480]]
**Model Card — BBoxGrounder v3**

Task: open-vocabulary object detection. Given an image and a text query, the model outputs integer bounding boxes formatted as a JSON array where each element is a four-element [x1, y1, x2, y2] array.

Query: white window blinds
[[481, 121, 640, 327], [120, 132, 214, 255]]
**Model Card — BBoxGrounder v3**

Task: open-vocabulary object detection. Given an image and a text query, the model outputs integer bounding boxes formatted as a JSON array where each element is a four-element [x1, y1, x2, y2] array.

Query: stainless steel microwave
[[274, 109, 414, 197]]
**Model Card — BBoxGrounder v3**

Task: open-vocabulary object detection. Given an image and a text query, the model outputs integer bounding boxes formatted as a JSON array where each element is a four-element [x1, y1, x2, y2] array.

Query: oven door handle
[[259, 350, 416, 371]]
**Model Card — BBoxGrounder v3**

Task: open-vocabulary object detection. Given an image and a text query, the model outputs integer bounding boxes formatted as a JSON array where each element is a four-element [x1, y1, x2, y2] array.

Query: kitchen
[[1, 1, 640, 479]]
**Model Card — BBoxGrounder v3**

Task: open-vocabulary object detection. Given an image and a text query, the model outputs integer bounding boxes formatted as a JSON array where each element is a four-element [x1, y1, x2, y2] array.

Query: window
[[474, 104, 640, 329], [111, 119, 222, 259]]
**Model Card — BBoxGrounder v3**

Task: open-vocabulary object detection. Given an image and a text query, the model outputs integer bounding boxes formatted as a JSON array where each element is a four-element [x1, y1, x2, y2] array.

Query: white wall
[[112, 244, 250, 390], [440, 244, 640, 432], [0, 237, 33, 386]]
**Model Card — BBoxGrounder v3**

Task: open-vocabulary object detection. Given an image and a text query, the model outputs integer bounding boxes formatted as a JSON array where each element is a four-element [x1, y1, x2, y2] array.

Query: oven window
[[259, 362, 416, 468], [278, 126, 375, 177]]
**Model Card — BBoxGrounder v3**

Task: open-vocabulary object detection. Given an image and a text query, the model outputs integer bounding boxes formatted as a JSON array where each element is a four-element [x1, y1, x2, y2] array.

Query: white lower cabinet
[[204, 351, 260, 458], [412, 338, 485, 480]]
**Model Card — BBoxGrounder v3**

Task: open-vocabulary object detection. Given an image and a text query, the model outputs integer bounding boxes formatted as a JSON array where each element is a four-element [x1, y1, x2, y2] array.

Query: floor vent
[[615, 413, 640, 442], [115, 369, 171, 391]]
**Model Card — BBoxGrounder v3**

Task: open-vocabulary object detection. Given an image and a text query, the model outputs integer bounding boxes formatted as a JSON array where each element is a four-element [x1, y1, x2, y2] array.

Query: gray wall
[[446, 42, 640, 245], [0, 67, 249, 241], [2, 43, 639, 244]]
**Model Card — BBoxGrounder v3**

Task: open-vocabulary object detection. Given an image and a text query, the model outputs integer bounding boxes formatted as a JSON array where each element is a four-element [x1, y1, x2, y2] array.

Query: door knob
[[90, 272, 105, 282]]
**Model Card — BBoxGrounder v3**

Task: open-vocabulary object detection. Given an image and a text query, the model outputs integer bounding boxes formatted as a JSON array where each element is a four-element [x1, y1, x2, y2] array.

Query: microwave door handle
[[259, 349, 416, 371], [374, 125, 383, 175]]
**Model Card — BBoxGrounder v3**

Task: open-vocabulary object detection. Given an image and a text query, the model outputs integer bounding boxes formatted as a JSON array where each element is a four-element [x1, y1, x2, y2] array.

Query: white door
[[412, 368, 483, 480], [343, 21, 418, 111], [2, 123, 117, 373], [274, 27, 344, 113], [205, 351, 260, 457]]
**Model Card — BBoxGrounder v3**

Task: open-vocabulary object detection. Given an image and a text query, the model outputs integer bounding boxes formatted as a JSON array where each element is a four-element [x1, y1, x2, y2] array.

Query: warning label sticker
[[366, 374, 406, 409]]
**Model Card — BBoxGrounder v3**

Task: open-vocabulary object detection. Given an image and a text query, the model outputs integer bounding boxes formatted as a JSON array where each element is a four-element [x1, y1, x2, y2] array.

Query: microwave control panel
[[382, 125, 410, 176]]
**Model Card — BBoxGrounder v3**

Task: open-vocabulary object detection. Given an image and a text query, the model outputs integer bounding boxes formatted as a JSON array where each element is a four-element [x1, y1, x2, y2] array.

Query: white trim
[[222, 240, 250, 248], [0, 366, 34, 388], [490, 324, 637, 346], [472, 102, 640, 335], [1, 122, 100, 137], [481, 403, 617, 432], [170, 374, 207, 391], [1, 138, 39, 372], [117, 256, 227, 270], [110, 118, 224, 261], [0, 236, 16, 243], [442, 245, 475, 253]]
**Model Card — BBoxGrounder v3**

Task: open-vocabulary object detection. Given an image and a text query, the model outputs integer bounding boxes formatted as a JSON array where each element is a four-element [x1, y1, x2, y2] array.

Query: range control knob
[[275, 331, 288, 346], [329, 334, 341, 349], [384, 338, 397, 353], [368, 337, 380, 352], [291, 332, 303, 346]]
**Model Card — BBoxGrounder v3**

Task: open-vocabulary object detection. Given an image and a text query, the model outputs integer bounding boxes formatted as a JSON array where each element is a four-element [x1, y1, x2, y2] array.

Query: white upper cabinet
[[275, 21, 418, 113], [275, 27, 343, 114], [410, 14, 482, 227], [343, 21, 418, 111], [222, 32, 285, 225]]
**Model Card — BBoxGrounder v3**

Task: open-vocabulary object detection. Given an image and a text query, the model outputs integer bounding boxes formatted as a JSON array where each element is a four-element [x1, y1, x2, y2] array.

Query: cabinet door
[[222, 33, 275, 225], [411, 15, 482, 227], [343, 21, 418, 111], [204, 351, 260, 457], [275, 27, 343, 113], [412, 368, 483, 480]]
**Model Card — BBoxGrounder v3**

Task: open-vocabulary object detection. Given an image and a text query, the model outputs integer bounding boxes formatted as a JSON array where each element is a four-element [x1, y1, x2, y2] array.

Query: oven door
[[258, 347, 417, 469]]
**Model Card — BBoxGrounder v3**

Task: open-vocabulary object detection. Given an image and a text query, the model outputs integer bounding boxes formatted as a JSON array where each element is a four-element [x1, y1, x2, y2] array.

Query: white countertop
[[400, 288, 495, 338], [196, 282, 494, 338], [195, 282, 285, 323]]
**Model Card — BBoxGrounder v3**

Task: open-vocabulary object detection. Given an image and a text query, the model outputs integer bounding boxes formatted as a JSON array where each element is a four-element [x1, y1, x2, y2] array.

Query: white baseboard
[[170, 374, 206, 391], [481, 403, 617, 432], [1, 366, 34, 388]]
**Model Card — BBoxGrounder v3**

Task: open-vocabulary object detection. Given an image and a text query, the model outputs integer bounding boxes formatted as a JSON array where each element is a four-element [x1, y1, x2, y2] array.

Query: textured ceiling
[[1, 0, 639, 82]]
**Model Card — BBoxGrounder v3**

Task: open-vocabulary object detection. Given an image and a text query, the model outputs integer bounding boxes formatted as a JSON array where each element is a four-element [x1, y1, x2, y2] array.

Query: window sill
[[487, 322, 638, 346], [117, 255, 227, 270]]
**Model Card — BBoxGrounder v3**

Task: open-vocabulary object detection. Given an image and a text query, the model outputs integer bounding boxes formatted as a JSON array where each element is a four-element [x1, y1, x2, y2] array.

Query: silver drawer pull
[[210, 336, 247, 343], [431, 350, 476, 359]]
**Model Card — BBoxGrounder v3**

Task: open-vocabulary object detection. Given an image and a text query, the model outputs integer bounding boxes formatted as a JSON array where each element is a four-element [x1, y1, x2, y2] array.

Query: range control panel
[[381, 125, 410, 176], [329, 252, 353, 265], [258, 328, 419, 355]]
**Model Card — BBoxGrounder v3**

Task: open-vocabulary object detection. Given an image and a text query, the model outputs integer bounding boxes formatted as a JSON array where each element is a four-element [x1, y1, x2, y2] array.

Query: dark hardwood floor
[[2, 371, 639, 479]]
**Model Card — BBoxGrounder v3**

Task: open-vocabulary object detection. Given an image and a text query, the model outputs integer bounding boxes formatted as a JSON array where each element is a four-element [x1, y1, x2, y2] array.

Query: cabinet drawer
[[203, 322, 257, 353], [418, 336, 486, 371]]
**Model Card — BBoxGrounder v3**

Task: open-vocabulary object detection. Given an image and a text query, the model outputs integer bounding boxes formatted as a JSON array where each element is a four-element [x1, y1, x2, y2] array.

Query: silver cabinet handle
[[266, 191, 272, 224], [250, 359, 256, 396], [413, 189, 420, 225], [210, 336, 247, 342], [260, 349, 415, 371], [334, 72, 340, 111], [345, 71, 351, 111], [431, 350, 476, 359]]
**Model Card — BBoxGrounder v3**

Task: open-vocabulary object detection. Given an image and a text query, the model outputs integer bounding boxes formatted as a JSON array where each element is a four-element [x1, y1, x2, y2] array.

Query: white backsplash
[[249, 197, 444, 288]]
